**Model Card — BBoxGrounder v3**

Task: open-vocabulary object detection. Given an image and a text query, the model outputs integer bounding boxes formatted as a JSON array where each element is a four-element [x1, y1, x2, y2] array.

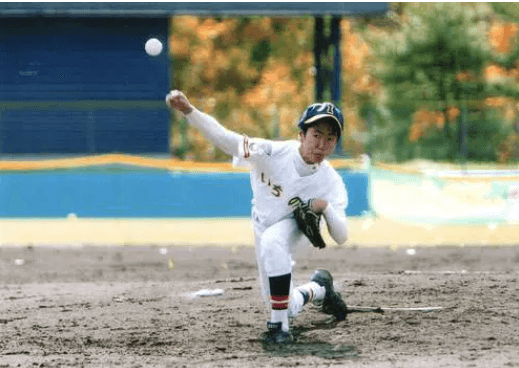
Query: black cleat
[[310, 269, 348, 321], [260, 322, 294, 344]]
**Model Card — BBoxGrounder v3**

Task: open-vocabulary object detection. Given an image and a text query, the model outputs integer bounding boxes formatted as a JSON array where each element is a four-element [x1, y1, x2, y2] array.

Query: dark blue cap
[[298, 102, 344, 139]]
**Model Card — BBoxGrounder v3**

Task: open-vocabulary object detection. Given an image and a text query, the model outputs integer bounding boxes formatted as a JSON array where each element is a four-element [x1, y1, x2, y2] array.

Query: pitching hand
[[165, 90, 193, 115]]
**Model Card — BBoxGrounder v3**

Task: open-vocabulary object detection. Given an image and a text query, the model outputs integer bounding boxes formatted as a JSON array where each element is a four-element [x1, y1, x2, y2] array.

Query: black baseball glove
[[289, 197, 326, 249]]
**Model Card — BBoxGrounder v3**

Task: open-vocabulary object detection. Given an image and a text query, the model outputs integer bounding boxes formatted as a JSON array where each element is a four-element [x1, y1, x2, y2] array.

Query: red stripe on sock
[[271, 295, 289, 310]]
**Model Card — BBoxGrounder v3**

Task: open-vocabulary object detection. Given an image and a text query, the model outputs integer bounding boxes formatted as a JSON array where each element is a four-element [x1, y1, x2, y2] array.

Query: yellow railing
[[0, 154, 361, 172]]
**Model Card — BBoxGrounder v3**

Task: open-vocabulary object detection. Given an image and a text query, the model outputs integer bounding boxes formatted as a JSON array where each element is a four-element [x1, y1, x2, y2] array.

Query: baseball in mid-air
[[145, 38, 163, 56]]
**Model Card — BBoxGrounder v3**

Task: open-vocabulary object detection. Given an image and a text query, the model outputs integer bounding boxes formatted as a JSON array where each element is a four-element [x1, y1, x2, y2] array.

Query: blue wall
[[0, 17, 170, 154], [0, 18, 169, 101], [0, 169, 369, 217], [0, 109, 169, 154]]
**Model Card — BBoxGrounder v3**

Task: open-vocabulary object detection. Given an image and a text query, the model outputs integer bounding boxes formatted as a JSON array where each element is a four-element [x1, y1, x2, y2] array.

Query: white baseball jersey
[[235, 136, 348, 234], [182, 106, 348, 312], [184, 108, 348, 243]]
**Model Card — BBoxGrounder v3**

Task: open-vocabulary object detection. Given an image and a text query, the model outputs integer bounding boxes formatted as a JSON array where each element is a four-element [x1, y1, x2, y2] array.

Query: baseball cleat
[[310, 269, 348, 321], [260, 322, 294, 344]]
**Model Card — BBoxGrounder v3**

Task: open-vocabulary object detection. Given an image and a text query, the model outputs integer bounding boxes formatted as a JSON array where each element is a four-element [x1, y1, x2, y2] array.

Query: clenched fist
[[165, 90, 193, 115]]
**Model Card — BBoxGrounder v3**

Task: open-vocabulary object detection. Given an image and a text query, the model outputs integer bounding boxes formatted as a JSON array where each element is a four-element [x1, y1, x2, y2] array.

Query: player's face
[[299, 121, 338, 164]]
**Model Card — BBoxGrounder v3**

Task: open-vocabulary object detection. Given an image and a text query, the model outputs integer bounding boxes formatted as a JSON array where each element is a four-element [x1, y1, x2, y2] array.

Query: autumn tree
[[362, 2, 518, 162], [168, 17, 316, 161]]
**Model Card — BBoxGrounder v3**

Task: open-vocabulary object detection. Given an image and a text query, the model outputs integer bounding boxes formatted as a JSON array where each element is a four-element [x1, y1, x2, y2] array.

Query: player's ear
[[299, 130, 306, 141]]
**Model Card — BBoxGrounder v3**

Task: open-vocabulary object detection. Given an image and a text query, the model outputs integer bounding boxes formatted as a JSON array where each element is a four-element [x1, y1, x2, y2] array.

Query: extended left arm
[[311, 199, 348, 245]]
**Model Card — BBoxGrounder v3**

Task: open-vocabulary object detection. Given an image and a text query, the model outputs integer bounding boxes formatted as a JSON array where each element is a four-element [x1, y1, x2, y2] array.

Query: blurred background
[[1, 2, 518, 247], [171, 2, 519, 164]]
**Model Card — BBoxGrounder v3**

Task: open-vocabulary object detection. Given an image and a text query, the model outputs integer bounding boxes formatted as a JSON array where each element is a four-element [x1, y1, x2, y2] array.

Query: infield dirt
[[1, 243, 519, 367]]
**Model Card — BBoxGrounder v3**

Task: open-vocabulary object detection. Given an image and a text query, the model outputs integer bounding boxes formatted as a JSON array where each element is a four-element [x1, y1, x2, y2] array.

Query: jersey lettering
[[272, 185, 283, 197], [260, 172, 271, 186], [260, 172, 283, 197]]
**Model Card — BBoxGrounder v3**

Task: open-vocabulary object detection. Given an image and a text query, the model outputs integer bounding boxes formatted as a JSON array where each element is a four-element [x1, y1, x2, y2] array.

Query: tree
[[362, 2, 517, 162], [168, 17, 315, 161]]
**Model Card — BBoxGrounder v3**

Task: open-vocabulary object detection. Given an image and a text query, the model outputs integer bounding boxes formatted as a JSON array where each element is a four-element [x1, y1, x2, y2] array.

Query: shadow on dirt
[[260, 323, 358, 359], [261, 341, 358, 359]]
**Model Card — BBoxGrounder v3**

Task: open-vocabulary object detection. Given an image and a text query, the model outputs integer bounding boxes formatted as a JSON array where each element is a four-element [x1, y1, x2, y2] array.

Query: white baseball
[[145, 38, 163, 56]]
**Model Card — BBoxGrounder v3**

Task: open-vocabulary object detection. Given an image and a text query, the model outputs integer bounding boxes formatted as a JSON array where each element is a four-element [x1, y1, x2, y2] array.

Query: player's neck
[[295, 148, 320, 177]]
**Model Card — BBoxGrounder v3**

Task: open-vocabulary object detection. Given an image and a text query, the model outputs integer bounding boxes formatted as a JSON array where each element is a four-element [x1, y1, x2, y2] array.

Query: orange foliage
[[344, 110, 360, 138], [170, 15, 519, 159], [191, 44, 213, 65], [169, 37, 190, 58], [485, 64, 507, 81], [167, 13, 519, 160], [197, 18, 237, 41], [485, 96, 509, 108], [242, 59, 304, 137], [485, 96, 516, 123], [446, 106, 460, 122], [498, 133, 519, 163], [278, 106, 302, 137], [173, 16, 199, 35], [229, 109, 256, 132], [341, 20, 378, 95], [409, 106, 464, 142], [489, 23, 518, 53], [170, 16, 371, 144], [244, 18, 273, 40], [409, 109, 447, 142], [411, 20, 519, 144], [294, 52, 313, 69], [456, 70, 475, 82]]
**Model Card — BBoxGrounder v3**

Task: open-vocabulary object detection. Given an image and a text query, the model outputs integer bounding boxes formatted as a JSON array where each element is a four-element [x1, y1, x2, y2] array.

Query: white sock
[[296, 281, 326, 306], [271, 309, 289, 332], [289, 289, 305, 319]]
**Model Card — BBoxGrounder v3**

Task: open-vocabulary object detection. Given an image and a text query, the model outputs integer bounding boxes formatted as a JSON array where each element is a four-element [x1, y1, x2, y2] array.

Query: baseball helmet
[[298, 102, 344, 139]]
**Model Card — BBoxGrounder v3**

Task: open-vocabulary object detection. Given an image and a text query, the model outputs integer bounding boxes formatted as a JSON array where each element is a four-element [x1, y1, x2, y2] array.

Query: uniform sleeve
[[232, 136, 273, 168], [184, 108, 242, 157], [322, 178, 348, 245], [322, 204, 348, 245]]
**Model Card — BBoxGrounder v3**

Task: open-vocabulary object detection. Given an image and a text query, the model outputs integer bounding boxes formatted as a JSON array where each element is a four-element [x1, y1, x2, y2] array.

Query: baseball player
[[166, 90, 349, 344]]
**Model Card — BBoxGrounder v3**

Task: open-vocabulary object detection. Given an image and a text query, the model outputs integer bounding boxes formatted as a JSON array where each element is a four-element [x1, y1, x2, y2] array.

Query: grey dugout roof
[[0, 2, 388, 17]]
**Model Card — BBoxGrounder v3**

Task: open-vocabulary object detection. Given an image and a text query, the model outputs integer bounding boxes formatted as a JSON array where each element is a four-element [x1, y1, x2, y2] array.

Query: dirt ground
[[1, 243, 519, 368]]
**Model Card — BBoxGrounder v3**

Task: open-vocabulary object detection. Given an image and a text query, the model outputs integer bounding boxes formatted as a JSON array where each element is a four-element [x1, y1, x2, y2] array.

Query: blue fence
[[0, 17, 170, 154], [0, 168, 369, 218]]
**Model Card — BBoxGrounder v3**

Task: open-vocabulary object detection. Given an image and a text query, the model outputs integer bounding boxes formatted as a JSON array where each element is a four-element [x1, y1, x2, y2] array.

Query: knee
[[260, 229, 291, 276]]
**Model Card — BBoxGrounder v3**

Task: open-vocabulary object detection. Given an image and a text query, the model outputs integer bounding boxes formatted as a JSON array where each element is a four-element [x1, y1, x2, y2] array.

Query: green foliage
[[250, 40, 272, 64], [490, 2, 519, 22], [375, 3, 492, 105], [363, 2, 515, 162]]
